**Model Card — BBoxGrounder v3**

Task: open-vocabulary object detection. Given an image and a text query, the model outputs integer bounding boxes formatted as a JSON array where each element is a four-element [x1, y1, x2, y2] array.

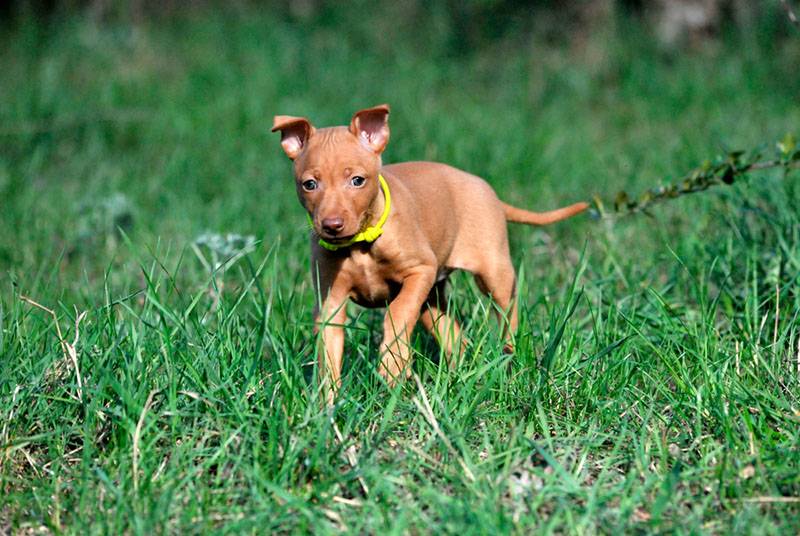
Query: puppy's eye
[[302, 179, 318, 191], [350, 176, 366, 187]]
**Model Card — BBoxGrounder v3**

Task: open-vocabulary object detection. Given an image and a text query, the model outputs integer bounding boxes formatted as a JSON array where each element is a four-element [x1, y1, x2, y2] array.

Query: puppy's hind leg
[[474, 259, 518, 354], [419, 280, 465, 369]]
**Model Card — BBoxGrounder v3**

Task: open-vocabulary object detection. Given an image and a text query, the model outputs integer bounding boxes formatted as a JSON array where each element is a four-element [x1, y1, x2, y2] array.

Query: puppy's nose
[[321, 217, 345, 235]]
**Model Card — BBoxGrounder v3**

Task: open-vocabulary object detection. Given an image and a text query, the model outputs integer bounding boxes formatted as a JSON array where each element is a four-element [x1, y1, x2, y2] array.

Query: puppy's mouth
[[319, 232, 356, 243]]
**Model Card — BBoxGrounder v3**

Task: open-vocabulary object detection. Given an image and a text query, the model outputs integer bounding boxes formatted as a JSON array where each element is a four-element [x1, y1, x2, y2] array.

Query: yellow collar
[[307, 174, 392, 251]]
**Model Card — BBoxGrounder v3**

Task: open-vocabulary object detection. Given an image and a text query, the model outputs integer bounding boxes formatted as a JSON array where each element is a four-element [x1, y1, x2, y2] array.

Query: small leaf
[[778, 133, 796, 156], [720, 165, 735, 184], [614, 191, 630, 212], [590, 195, 604, 218], [722, 167, 733, 184]]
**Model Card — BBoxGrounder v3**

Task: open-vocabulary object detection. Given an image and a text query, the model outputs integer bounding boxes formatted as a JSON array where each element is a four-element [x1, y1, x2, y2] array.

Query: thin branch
[[20, 295, 85, 403], [412, 374, 476, 482], [133, 389, 159, 493], [0, 386, 23, 471], [741, 496, 800, 503], [331, 419, 370, 495]]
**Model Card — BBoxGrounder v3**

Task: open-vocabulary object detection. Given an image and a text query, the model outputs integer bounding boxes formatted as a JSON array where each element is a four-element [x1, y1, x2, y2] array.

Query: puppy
[[273, 105, 587, 402]]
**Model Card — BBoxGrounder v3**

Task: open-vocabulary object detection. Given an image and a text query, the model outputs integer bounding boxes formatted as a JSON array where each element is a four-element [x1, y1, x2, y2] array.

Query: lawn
[[1, 5, 799, 533]]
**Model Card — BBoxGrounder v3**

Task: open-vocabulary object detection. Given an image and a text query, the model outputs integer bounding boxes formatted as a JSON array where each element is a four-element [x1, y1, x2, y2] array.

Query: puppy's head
[[272, 105, 390, 244]]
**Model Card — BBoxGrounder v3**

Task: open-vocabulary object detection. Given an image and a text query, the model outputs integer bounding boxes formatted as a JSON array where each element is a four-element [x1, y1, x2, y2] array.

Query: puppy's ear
[[271, 115, 315, 160], [349, 104, 390, 154]]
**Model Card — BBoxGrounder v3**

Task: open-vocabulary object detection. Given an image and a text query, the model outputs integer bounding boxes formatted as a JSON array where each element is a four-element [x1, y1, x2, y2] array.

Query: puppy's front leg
[[379, 267, 436, 383], [314, 274, 350, 406]]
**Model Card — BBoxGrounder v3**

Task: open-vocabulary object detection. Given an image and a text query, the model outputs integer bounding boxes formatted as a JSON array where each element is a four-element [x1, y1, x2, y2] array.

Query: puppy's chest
[[342, 252, 400, 308]]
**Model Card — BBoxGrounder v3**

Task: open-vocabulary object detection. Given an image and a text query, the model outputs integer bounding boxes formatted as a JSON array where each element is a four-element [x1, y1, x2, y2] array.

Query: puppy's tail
[[502, 201, 589, 226]]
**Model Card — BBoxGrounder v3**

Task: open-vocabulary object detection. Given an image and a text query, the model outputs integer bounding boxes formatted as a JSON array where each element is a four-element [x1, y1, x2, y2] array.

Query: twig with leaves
[[591, 134, 800, 219]]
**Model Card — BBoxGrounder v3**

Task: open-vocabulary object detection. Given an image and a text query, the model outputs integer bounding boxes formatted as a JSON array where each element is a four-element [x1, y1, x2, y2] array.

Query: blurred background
[[1, 1, 795, 47], [1, 0, 798, 295], [3, 5, 800, 533], [2, 1, 794, 49]]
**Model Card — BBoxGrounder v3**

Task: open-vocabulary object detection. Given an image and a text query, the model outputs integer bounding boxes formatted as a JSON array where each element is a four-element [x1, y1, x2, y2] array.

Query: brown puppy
[[272, 104, 587, 403]]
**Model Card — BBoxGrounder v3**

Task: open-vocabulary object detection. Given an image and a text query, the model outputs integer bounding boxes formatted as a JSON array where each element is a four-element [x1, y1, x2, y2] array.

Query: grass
[[1, 5, 800, 533]]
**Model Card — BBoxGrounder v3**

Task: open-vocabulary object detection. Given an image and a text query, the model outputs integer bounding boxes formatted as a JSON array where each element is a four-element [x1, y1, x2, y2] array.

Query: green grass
[[2, 6, 800, 533]]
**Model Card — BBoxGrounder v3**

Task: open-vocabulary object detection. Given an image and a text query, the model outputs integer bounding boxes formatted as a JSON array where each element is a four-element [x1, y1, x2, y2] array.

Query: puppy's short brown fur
[[273, 104, 587, 402]]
